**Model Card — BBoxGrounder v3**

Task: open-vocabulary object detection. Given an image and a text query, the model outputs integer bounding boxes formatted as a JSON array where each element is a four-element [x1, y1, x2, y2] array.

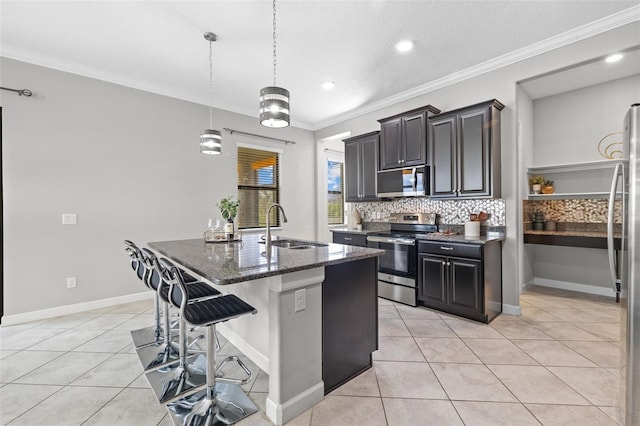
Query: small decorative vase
[[532, 184, 541, 194], [541, 185, 554, 194], [224, 218, 234, 240]]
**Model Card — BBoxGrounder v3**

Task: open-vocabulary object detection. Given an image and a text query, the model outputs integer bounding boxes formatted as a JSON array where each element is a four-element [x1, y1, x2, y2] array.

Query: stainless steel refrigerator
[[614, 103, 639, 425]]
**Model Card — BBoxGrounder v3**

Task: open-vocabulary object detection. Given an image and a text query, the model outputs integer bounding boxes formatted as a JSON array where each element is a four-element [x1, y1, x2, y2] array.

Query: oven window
[[378, 243, 414, 277]]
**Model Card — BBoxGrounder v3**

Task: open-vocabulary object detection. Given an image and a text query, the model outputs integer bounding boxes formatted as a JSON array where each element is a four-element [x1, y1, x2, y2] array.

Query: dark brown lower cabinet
[[418, 240, 502, 323], [322, 257, 378, 393]]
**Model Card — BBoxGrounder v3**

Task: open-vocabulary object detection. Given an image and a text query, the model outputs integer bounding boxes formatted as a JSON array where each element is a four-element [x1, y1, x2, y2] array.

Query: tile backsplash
[[353, 198, 505, 226], [524, 199, 622, 223]]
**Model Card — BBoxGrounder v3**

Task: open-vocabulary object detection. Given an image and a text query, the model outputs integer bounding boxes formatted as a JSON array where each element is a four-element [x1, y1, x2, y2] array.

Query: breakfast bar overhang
[[148, 235, 383, 425]]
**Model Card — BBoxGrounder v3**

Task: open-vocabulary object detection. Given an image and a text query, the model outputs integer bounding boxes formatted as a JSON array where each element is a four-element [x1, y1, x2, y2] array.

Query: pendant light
[[200, 32, 222, 155], [260, 0, 290, 128]]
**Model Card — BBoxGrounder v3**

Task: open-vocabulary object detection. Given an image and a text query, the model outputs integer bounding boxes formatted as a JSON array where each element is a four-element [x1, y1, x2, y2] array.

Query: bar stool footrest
[[215, 355, 253, 385]]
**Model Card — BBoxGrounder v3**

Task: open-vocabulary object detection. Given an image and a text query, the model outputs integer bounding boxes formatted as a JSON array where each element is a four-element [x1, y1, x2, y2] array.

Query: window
[[327, 160, 344, 224], [237, 147, 280, 229]]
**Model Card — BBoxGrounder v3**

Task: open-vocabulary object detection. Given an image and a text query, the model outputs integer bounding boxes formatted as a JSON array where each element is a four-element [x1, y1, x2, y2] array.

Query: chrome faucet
[[265, 203, 288, 254]]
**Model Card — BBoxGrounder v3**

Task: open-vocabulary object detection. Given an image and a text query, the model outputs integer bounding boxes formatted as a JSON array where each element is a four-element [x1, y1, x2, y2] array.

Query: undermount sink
[[260, 239, 329, 249]]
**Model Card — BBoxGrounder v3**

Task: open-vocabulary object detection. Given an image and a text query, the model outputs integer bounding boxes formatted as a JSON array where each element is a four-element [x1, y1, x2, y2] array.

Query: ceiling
[[1, 1, 638, 130]]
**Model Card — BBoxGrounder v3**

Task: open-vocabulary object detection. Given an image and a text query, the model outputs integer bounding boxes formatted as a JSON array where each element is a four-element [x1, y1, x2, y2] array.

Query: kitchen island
[[148, 235, 383, 425]]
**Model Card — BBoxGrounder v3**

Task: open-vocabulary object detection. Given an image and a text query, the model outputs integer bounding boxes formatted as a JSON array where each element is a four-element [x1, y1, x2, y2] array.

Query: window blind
[[327, 160, 344, 225], [237, 147, 281, 229]]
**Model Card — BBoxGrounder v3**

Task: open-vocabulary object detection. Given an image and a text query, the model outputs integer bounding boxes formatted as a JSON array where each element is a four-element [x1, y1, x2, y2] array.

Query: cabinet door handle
[[440, 246, 453, 251], [441, 261, 446, 265], [447, 261, 451, 266]]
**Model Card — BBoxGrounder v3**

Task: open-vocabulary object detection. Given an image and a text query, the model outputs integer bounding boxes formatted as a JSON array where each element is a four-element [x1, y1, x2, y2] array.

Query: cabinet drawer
[[418, 241, 482, 259], [333, 232, 367, 247]]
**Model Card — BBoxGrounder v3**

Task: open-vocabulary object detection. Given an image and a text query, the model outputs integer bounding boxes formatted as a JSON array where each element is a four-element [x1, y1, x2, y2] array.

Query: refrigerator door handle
[[607, 163, 622, 295]]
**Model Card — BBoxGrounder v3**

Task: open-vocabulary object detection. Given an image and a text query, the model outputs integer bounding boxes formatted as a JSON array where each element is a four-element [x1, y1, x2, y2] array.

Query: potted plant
[[529, 175, 545, 194], [217, 196, 240, 239], [542, 180, 555, 194]]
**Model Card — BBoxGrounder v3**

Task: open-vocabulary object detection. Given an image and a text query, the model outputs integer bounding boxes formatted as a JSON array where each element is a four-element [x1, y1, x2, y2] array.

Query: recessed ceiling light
[[395, 39, 414, 53], [605, 53, 624, 63], [321, 81, 335, 90]]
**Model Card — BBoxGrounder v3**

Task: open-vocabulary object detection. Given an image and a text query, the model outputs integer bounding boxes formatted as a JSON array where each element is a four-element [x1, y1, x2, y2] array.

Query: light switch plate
[[62, 213, 77, 225], [67, 277, 77, 288]]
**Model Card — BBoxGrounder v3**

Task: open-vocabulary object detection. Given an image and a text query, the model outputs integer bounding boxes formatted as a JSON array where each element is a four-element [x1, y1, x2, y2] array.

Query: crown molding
[[0, 44, 314, 130], [311, 5, 640, 131]]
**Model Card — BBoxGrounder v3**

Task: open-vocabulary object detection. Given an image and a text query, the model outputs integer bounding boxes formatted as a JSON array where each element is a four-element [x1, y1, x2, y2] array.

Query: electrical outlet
[[294, 289, 306, 312], [62, 213, 77, 225], [575, 210, 585, 221], [67, 277, 77, 288]]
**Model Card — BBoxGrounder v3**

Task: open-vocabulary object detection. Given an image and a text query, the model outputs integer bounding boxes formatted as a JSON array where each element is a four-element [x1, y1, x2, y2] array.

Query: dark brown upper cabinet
[[378, 105, 441, 170], [429, 99, 504, 199], [343, 131, 379, 202]]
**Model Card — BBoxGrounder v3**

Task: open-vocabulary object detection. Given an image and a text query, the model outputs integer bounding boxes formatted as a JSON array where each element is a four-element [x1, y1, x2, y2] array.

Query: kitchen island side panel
[[322, 257, 378, 393]]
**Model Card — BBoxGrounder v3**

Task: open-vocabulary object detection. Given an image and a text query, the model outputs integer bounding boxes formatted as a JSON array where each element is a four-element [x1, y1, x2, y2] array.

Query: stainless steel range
[[366, 213, 437, 306]]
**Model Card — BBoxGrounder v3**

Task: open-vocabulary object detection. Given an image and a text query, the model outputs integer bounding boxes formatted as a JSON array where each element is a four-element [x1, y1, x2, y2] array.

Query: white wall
[[315, 22, 640, 309], [532, 74, 640, 165], [1, 58, 315, 317]]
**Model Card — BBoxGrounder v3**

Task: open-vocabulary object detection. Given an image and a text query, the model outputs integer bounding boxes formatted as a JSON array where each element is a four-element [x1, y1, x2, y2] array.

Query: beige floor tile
[[0, 350, 18, 360], [526, 404, 617, 426], [489, 314, 525, 324], [453, 401, 540, 426], [373, 336, 425, 362], [309, 395, 387, 426], [395, 305, 441, 320], [491, 321, 554, 340], [404, 319, 456, 337], [562, 341, 621, 368], [533, 322, 603, 341], [77, 313, 139, 330], [520, 296, 573, 309], [512, 340, 597, 367], [377, 305, 401, 319], [378, 297, 393, 306], [108, 300, 155, 314], [584, 308, 621, 323], [71, 353, 143, 387], [0, 383, 62, 424], [0, 328, 65, 350], [84, 387, 166, 426], [37, 312, 100, 329], [8, 385, 120, 426], [73, 329, 134, 353], [520, 307, 563, 322], [127, 373, 151, 389], [597, 405, 624, 425], [26, 328, 107, 352], [113, 314, 157, 331], [547, 308, 603, 323], [444, 318, 505, 339], [0, 351, 65, 383], [284, 406, 312, 426], [414, 337, 481, 363], [156, 414, 174, 426], [488, 365, 589, 405], [250, 370, 270, 393], [383, 398, 463, 426], [574, 322, 621, 342], [14, 351, 112, 385], [547, 366, 620, 406], [431, 363, 516, 402], [330, 367, 380, 397], [375, 361, 446, 399], [377, 318, 411, 337], [463, 338, 538, 365]]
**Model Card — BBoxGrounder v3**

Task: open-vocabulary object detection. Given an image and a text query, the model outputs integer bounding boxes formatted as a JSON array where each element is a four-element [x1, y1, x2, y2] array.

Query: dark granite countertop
[[148, 234, 384, 285], [415, 233, 505, 244]]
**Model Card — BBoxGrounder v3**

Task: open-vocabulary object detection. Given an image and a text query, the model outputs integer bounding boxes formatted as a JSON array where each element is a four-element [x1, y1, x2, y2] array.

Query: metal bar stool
[[124, 240, 200, 349], [135, 249, 221, 372], [165, 265, 258, 425], [145, 258, 237, 403]]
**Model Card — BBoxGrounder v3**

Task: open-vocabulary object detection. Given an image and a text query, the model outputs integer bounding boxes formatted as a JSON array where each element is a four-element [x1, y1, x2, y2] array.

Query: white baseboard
[[1, 292, 153, 326], [266, 381, 324, 425], [217, 323, 270, 374], [527, 277, 617, 298], [502, 303, 522, 316]]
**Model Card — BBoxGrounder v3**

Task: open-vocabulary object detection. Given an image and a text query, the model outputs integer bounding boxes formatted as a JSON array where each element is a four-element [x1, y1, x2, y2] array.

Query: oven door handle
[[366, 236, 415, 245]]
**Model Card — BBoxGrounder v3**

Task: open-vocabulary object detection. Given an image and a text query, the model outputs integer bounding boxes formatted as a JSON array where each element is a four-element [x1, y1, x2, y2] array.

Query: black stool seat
[[159, 281, 220, 302], [184, 295, 256, 327]]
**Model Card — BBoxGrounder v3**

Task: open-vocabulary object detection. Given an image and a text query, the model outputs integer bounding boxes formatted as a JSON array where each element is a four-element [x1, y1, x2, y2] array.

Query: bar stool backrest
[[124, 240, 147, 282], [158, 258, 189, 310], [141, 248, 163, 291]]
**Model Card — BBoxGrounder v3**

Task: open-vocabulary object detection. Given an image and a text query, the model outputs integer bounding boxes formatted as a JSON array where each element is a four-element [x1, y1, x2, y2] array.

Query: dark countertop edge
[[329, 228, 377, 235], [523, 233, 621, 250], [415, 233, 505, 244], [148, 240, 384, 285]]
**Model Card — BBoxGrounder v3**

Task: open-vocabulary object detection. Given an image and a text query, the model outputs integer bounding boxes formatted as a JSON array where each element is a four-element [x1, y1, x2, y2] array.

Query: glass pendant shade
[[260, 86, 290, 128], [200, 128, 222, 155]]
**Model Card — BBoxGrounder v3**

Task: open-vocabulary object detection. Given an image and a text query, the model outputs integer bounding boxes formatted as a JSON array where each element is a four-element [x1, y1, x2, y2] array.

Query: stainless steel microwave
[[376, 166, 429, 198]]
